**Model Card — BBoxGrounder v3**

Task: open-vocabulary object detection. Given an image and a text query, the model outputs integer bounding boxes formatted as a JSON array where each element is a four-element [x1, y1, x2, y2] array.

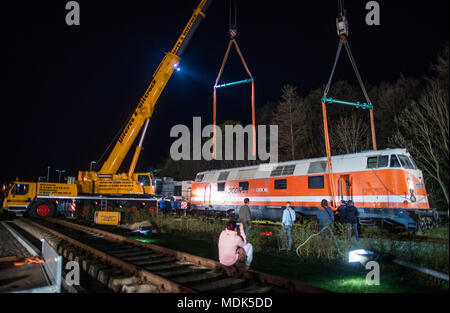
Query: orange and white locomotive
[[190, 148, 436, 231]]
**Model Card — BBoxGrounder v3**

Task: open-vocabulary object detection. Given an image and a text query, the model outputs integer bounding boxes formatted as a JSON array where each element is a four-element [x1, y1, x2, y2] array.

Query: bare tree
[[391, 45, 449, 207], [332, 112, 371, 155], [272, 85, 307, 161], [391, 79, 449, 206]]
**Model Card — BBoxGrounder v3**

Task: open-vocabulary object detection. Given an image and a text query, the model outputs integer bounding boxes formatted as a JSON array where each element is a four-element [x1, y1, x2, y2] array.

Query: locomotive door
[[204, 184, 211, 205], [339, 175, 353, 202]]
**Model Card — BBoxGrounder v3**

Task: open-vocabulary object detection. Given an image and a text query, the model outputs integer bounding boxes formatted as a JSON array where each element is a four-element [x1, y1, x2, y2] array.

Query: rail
[[20, 217, 329, 293]]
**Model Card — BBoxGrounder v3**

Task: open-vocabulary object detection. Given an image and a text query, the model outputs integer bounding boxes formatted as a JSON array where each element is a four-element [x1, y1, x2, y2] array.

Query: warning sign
[[94, 211, 121, 226]]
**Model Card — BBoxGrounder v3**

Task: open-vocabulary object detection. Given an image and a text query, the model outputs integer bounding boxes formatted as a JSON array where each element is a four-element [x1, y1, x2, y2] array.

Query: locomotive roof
[[195, 148, 410, 179]]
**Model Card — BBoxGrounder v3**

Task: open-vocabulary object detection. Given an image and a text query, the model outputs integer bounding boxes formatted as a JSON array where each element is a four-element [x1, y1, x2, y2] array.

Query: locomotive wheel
[[29, 201, 56, 218], [426, 217, 434, 230], [418, 217, 428, 232], [226, 209, 235, 219]]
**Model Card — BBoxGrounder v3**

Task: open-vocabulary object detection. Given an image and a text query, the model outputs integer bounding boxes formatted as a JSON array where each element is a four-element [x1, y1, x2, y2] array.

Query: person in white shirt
[[280, 202, 296, 250]]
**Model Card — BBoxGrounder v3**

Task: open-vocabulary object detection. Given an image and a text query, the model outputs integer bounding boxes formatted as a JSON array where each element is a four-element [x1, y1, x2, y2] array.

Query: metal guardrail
[[41, 238, 62, 292], [12, 239, 62, 293]]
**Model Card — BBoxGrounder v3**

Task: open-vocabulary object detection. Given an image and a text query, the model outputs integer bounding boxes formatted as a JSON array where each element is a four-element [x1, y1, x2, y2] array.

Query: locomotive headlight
[[407, 178, 415, 192]]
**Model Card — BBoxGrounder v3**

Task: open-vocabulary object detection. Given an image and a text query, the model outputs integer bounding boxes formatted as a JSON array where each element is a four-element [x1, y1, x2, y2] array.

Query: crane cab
[[76, 171, 155, 195], [132, 172, 155, 194]]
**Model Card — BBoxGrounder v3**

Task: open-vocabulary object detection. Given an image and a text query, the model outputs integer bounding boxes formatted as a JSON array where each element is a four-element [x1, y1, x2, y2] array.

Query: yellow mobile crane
[[77, 0, 212, 195], [2, 0, 212, 218]]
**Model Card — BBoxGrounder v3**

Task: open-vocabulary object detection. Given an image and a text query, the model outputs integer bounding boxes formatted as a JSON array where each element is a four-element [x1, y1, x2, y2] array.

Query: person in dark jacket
[[317, 199, 335, 235], [336, 200, 347, 223], [345, 200, 360, 239], [238, 198, 252, 238]]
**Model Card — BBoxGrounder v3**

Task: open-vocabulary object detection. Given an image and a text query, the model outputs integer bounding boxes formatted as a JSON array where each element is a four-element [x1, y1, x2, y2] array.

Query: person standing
[[280, 202, 296, 251], [238, 198, 252, 238], [336, 200, 347, 224], [317, 199, 335, 235], [345, 200, 360, 239]]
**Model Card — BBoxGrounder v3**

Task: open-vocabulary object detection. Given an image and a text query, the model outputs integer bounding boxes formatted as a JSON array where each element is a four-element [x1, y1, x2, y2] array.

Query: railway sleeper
[[133, 256, 176, 266], [110, 249, 154, 257], [108, 247, 144, 255], [61, 246, 81, 261], [121, 253, 163, 262], [88, 263, 113, 279], [112, 249, 159, 257], [97, 268, 123, 285], [143, 261, 192, 272], [81, 257, 98, 272], [231, 284, 273, 293], [171, 270, 224, 285], [58, 246, 117, 293], [121, 283, 159, 293], [156, 266, 210, 278], [193, 277, 247, 293], [67, 249, 79, 262], [108, 275, 140, 292]]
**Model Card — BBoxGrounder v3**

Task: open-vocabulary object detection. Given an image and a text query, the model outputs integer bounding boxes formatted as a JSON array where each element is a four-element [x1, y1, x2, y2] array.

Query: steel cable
[[323, 40, 344, 97], [343, 39, 372, 104]]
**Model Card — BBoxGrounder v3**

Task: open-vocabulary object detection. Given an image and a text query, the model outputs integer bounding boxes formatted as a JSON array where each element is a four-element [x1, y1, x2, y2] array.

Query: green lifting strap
[[215, 78, 254, 89]]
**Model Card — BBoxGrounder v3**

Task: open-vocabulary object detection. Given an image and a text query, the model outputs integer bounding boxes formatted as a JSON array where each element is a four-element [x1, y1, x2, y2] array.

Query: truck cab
[[3, 181, 78, 217], [3, 182, 36, 214]]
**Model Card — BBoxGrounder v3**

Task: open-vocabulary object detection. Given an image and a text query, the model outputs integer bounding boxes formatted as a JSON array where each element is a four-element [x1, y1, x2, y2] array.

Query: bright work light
[[348, 249, 374, 264]]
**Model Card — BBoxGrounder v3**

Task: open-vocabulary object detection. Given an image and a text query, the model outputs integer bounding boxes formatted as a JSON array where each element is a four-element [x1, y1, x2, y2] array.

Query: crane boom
[[99, 0, 212, 175]]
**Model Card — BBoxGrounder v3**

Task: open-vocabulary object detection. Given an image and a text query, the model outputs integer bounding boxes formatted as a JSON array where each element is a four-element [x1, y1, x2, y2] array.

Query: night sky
[[2, 0, 448, 183]]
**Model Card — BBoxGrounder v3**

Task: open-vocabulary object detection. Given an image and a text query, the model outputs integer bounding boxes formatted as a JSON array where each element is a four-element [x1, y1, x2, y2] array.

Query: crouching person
[[218, 221, 253, 276]]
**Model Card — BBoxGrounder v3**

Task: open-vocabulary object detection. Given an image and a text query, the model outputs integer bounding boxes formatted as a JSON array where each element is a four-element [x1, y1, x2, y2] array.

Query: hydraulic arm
[[99, 0, 213, 176]]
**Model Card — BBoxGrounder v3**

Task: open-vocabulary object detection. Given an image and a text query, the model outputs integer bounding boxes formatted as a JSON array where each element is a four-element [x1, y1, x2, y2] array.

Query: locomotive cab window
[[274, 179, 287, 190], [195, 174, 204, 182], [398, 155, 415, 169], [390, 155, 401, 168], [308, 176, 324, 189], [377, 155, 389, 168], [239, 181, 249, 191], [217, 182, 226, 192], [409, 156, 418, 169]]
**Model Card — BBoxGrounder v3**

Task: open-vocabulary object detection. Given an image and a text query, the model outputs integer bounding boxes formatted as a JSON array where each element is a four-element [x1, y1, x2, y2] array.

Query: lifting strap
[[321, 2, 378, 208], [322, 34, 377, 151], [213, 10, 256, 159]]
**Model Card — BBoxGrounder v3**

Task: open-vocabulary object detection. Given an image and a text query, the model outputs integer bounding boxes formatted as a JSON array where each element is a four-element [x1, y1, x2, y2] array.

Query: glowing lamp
[[348, 249, 375, 265]]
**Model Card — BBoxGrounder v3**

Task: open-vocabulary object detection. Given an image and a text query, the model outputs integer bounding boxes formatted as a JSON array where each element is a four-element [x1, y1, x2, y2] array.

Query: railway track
[[18, 217, 329, 293]]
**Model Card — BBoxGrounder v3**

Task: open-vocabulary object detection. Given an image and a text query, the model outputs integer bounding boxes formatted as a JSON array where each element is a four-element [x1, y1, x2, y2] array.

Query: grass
[[416, 223, 449, 239], [78, 207, 450, 292], [131, 231, 447, 293], [105, 212, 447, 293]]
